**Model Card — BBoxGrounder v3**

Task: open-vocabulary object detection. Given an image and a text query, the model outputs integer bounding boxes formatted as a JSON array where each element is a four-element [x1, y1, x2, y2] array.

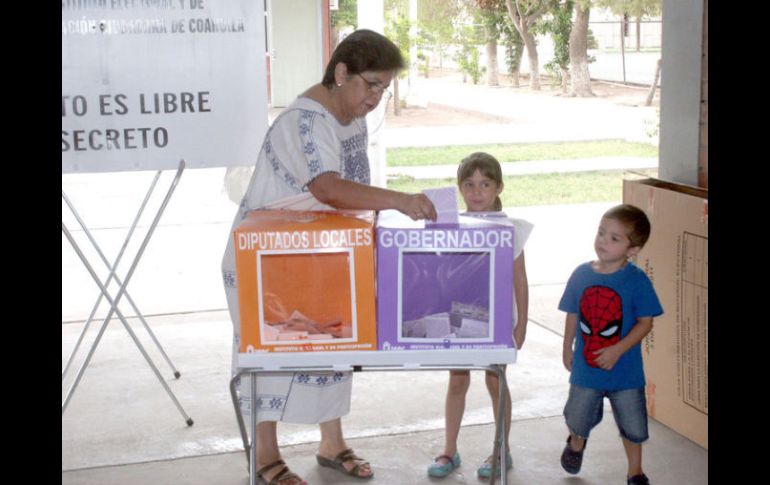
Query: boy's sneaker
[[560, 435, 586, 474], [627, 474, 650, 485]]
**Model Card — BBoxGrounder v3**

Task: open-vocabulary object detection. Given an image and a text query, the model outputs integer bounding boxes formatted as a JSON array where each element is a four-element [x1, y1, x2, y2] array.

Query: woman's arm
[[308, 172, 437, 220]]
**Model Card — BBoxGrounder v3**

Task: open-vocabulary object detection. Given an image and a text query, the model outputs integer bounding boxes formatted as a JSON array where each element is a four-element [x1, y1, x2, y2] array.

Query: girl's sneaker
[[427, 452, 461, 478], [476, 453, 513, 478]]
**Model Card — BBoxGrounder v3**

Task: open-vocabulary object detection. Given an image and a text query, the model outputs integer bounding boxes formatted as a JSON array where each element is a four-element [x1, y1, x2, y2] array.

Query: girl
[[427, 152, 533, 479]]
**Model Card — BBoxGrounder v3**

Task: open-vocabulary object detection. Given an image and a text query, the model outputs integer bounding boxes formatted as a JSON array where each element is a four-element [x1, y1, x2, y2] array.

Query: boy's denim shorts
[[563, 384, 649, 444]]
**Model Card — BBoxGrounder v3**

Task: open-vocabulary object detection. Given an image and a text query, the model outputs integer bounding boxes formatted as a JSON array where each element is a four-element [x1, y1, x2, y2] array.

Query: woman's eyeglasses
[[356, 73, 389, 96]]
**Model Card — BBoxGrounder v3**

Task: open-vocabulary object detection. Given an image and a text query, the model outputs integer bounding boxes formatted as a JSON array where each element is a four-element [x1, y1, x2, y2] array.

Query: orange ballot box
[[233, 210, 377, 353]]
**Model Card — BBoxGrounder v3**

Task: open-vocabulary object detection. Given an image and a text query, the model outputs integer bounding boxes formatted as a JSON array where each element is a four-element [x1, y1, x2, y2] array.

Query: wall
[[269, 0, 323, 107]]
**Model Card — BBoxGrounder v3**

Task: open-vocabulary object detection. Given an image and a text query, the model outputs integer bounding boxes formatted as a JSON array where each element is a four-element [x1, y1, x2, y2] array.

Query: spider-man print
[[579, 286, 622, 368]]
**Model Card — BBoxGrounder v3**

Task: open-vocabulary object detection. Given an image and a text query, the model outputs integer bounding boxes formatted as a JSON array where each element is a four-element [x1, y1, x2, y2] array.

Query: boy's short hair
[[603, 204, 651, 248]]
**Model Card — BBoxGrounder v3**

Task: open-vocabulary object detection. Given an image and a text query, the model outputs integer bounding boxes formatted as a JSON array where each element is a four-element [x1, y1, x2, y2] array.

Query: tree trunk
[[645, 58, 662, 106], [504, 0, 544, 90], [522, 28, 540, 90], [512, 71, 520, 87], [560, 67, 570, 94], [569, 4, 593, 97], [636, 16, 641, 52], [486, 37, 499, 86]]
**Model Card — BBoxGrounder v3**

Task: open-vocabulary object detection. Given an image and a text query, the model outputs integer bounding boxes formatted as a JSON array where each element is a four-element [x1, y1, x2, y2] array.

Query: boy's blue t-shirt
[[559, 261, 663, 391]]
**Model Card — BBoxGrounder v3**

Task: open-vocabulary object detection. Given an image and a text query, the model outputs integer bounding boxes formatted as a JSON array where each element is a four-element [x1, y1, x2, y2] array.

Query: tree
[[330, 0, 358, 52], [569, 0, 594, 96], [500, 17, 525, 86], [539, 0, 573, 93], [416, 0, 461, 70], [454, 23, 486, 84], [503, 0, 552, 90], [385, 2, 413, 115], [645, 58, 661, 106], [479, 9, 502, 86]]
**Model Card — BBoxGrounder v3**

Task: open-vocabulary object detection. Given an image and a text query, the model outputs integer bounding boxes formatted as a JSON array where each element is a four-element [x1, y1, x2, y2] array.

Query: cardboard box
[[376, 210, 516, 351], [623, 178, 708, 449], [233, 210, 377, 353]]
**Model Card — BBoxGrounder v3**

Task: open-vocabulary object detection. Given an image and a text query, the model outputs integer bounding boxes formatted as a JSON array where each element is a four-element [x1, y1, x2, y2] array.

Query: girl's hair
[[321, 29, 405, 88], [457, 152, 504, 211], [602, 204, 652, 248]]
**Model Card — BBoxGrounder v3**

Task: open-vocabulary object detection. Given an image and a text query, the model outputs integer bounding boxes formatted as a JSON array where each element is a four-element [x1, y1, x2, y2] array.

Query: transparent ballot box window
[[399, 249, 494, 343], [257, 249, 358, 345]]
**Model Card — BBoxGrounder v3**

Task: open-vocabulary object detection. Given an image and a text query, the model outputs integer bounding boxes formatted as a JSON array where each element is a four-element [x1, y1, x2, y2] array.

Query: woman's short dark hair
[[321, 29, 405, 88]]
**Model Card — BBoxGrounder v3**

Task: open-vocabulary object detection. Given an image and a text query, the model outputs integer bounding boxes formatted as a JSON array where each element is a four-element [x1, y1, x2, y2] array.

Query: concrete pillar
[[658, 0, 705, 186]]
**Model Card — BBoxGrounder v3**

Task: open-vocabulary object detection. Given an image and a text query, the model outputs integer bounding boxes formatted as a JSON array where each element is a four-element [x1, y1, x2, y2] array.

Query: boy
[[558, 204, 663, 485]]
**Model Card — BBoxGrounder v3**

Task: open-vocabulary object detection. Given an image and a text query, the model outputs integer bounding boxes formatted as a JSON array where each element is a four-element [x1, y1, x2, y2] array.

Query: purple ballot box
[[376, 210, 516, 351]]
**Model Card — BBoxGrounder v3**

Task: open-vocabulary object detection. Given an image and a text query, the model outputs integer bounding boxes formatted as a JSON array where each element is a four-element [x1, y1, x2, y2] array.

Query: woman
[[222, 30, 436, 485]]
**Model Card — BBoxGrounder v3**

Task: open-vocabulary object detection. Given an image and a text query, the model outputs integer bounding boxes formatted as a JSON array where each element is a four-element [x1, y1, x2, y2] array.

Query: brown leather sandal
[[316, 448, 374, 479], [255, 459, 306, 485]]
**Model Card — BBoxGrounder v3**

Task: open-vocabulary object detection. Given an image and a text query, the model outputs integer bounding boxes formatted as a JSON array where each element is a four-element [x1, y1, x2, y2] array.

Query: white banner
[[61, 0, 268, 173]]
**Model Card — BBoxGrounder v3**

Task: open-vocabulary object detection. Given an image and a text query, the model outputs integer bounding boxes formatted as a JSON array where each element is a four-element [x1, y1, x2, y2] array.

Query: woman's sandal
[[316, 448, 374, 479], [255, 459, 306, 485]]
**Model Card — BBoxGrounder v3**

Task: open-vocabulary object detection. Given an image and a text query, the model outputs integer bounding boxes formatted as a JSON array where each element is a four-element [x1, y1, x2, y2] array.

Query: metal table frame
[[62, 160, 193, 426], [230, 359, 512, 485]]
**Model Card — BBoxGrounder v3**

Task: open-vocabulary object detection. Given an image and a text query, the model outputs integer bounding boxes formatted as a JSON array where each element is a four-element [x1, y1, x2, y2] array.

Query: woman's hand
[[308, 173, 437, 221], [399, 193, 437, 221]]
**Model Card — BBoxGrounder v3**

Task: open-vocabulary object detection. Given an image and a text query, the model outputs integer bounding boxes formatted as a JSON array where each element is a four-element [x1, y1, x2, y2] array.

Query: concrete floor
[[62, 308, 707, 484]]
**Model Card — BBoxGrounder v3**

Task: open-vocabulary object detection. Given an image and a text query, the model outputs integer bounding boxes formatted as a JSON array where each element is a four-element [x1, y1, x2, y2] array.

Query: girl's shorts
[[563, 384, 649, 444]]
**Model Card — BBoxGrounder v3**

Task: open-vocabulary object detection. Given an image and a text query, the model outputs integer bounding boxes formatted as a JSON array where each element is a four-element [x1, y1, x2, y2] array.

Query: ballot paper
[[422, 186, 459, 225]]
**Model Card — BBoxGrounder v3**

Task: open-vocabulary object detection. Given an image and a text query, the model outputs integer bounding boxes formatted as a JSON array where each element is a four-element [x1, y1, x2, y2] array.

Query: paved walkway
[[381, 73, 658, 147]]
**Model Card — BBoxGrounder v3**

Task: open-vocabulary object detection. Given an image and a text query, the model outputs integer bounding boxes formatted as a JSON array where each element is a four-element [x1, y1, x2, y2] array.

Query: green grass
[[386, 169, 658, 207], [387, 140, 657, 167]]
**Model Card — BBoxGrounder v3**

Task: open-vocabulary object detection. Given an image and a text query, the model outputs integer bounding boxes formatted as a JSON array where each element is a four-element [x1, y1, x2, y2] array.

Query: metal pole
[[620, 18, 627, 83], [250, 373, 258, 485], [231, 372, 252, 467]]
